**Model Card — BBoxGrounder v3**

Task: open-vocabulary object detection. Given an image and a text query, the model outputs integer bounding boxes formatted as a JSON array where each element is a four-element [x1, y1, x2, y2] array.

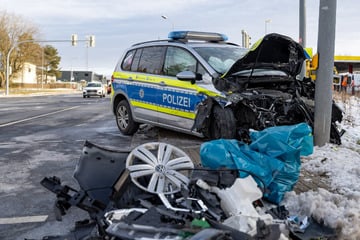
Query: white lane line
[[0, 215, 48, 224], [0, 106, 80, 128]]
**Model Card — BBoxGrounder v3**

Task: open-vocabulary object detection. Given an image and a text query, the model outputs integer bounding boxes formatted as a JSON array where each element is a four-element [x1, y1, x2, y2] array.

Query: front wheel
[[116, 100, 139, 135], [210, 105, 236, 139]]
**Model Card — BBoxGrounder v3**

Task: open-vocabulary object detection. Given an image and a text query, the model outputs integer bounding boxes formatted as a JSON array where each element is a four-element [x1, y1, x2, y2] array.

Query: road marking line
[[0, 215, 48, 224], [0, 106, 80, 128]]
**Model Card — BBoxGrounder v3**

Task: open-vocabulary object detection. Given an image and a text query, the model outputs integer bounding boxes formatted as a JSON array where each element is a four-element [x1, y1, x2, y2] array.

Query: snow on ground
[[283, 95, 360, 239]]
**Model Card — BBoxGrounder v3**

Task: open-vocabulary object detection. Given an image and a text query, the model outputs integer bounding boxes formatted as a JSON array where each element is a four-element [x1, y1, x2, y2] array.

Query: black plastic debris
[[33, 141, 337, 240], [288, 217, 337, 240]]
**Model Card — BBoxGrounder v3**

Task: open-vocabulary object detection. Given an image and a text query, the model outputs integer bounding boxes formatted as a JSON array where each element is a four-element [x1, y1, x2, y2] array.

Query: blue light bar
[[168, 31, 228, 42]]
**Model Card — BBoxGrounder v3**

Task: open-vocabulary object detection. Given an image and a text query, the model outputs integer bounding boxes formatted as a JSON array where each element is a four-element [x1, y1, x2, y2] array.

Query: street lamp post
[[161, 15, 174, 30], [5, 39, 35, 95], [265, 19, 272, 35]]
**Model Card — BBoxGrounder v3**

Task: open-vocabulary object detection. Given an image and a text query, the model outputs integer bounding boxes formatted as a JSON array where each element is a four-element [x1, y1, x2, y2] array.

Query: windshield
[[193, 46, 247, 74], [87, 82, 101, 87]]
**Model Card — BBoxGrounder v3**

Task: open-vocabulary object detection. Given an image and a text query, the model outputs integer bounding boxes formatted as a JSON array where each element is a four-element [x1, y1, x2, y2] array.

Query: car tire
[[83, 95, 86, 98], [116, 100, 139, 135], [210, 105, 236, 139]]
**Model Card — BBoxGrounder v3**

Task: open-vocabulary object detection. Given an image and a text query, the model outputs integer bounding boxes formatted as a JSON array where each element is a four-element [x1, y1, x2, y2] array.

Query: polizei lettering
[[162, 94, 191, 108]]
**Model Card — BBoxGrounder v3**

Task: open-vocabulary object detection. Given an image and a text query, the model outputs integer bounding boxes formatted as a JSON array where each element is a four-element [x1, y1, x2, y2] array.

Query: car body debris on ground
[[29, 122, 338, 240]]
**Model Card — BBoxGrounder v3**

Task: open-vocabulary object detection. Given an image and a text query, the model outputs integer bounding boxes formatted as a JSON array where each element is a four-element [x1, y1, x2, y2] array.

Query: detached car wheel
[[210, 105, 236, 139], [116, 100, 139, 135], [126, 142, 194, 194]]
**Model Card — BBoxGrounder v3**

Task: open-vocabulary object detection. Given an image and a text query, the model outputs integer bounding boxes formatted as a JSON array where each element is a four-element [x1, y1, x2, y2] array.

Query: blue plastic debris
[[200, 123, 313, 203]]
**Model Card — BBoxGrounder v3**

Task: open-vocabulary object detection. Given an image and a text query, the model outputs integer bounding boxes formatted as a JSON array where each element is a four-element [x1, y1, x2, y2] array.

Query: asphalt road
[[0, 93, 204, 240]]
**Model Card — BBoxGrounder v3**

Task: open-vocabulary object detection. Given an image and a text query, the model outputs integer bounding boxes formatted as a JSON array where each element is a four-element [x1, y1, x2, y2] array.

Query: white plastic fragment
[[196, 176, 274, 235]]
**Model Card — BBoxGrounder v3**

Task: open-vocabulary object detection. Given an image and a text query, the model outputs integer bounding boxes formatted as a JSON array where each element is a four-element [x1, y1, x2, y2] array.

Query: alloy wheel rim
[[126, 142, 194, 194], [117, 105, 129, 130]]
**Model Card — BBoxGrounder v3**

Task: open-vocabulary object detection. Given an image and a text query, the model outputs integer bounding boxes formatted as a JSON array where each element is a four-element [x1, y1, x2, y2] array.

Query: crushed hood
[[223, 33, 306, 78]]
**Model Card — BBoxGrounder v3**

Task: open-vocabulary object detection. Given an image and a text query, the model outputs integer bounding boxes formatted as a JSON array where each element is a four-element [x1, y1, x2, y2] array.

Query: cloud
[[3, 0, 221, 22], [3, 0, 360, 76]]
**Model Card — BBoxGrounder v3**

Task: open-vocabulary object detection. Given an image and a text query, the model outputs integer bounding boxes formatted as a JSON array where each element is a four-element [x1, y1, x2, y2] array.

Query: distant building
[[12, 62, 56, 84], [334, 55, 360, 73], [12, 62, 37, 84], [59, 70, 105, 83]]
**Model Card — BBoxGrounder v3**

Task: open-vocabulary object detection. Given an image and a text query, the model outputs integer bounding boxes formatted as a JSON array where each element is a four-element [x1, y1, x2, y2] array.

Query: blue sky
[[1, 0, 359, 77]]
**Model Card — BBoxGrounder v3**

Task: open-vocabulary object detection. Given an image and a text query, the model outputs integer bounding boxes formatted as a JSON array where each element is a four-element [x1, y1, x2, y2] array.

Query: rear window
[[121, 50, 135, 71], [121, 47, 166, 75], [137, 46, 166, 74]]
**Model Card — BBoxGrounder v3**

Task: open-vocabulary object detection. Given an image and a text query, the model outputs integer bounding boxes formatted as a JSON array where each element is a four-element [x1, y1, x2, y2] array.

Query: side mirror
[[176, 71, 202, 84]]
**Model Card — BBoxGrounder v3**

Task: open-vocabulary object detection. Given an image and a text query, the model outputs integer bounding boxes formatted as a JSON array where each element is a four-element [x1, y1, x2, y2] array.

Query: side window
[[121, 50, 135, 71], [197, 62, 207, 76], [137, 47, 166, 74], [131, 49, 142, 72], [164, 47, 197, 77]]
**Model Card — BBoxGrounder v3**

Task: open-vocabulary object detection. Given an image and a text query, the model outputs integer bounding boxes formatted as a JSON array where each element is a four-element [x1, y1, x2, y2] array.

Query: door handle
[[159, 81, 167, 86]]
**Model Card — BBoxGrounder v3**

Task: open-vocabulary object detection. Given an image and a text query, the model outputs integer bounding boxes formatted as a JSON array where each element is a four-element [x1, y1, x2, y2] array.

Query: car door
[[156, 46, 209, 131], [122, 46, 166, 124]]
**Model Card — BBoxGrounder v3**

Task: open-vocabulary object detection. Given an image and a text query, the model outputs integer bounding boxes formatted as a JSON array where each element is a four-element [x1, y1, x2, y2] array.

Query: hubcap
[[117, 105, 129, 130], [126, 142, 194, 194]]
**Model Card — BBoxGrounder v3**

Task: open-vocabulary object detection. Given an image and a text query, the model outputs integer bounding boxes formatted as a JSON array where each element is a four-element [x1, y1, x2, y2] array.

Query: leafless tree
[[0, 11, 41, 88]]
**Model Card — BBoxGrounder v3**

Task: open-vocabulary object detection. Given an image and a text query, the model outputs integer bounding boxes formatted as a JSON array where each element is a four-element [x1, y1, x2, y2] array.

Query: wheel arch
[[192, 97, 228, 137], [112, 93, 128, 115]]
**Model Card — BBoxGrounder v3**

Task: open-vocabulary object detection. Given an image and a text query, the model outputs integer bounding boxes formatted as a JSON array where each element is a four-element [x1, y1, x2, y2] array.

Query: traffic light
[[71, 34, 78, 46], [89, 35, 95, 47]]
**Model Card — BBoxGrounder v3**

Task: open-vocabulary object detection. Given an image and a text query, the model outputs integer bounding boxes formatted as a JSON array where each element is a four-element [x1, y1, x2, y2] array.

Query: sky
[[1, 0, 360, 77]]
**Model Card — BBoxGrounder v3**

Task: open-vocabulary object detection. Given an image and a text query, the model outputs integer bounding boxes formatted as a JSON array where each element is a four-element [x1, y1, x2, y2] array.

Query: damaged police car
[[111, 31, 343, 144]]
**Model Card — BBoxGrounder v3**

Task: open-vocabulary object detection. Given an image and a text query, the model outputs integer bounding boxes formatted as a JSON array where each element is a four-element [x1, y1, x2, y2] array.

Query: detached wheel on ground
[[126, 142, 194, 194], [116, 99, 139, 135], [210, 105, 236, 139]]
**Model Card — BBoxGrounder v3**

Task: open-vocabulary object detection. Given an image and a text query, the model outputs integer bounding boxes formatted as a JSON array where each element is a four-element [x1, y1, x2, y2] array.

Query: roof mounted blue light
[[168, 31, 228, 42]]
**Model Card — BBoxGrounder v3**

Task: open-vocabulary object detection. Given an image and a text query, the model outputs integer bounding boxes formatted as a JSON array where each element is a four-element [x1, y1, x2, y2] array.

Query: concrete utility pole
[[299, 0, 306, 47], [299, 0, 307, 81], [314, 0, 337, 146]]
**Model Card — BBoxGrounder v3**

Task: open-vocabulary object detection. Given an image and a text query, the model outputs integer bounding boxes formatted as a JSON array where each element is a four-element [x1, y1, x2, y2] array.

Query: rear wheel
[[210, 105, 236, 139], [116, 100, 139, 135]]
